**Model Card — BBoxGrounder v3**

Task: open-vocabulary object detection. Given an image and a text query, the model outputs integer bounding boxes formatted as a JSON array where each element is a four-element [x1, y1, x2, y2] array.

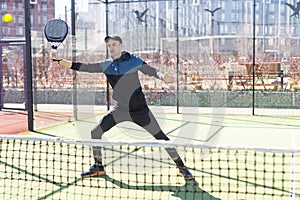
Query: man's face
[[106, 39, 123, 59], [2, 56, 8, 62]]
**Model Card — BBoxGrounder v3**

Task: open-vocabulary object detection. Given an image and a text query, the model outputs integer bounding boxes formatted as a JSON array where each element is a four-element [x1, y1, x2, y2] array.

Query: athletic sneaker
[[81, 164, 106, 178], [178, 166, 193, 180]]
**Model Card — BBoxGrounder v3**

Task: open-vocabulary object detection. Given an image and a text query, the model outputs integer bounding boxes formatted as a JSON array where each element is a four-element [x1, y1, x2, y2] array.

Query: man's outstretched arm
[[53, 57, 108, 73], [140, 63, 175, 83]]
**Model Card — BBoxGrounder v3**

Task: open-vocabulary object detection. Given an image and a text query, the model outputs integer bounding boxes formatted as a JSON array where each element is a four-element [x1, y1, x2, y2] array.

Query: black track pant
[[91, 106, 185, 167]]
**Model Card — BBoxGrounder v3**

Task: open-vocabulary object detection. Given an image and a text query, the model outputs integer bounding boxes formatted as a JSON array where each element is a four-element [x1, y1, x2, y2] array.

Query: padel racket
[[44, 19, 68, 49]]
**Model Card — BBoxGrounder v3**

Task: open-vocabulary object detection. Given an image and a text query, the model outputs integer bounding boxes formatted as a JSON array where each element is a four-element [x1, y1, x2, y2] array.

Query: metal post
[[33, 51, 37, 111], [0, 47, 3, 110], [24, 0, 34, 130], [105, 0, 110, 111], [71, 0, 78, 120], [280, 70, 284, 90], [176, 0, 179, 114], [252, 0, 256, 115]]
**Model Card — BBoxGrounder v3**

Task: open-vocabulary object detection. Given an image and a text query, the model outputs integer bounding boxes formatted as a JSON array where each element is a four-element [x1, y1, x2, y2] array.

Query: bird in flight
[[285, 1, 300, 18], [133, 9, 149, 22], [204, 7, 222, 16]]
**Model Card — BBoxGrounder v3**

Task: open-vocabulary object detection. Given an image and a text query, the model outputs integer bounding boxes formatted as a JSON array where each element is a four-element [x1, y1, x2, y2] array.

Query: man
[[2, 54, 15, 86], [53, 35, 193, 180]]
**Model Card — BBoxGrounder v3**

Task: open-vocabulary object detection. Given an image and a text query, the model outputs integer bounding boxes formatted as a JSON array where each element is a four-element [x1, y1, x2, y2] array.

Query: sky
[[55, 0, 89, 18]]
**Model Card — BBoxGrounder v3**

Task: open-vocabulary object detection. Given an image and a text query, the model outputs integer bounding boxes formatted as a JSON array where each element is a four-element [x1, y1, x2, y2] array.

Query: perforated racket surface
[[44, 19, 68, 49]]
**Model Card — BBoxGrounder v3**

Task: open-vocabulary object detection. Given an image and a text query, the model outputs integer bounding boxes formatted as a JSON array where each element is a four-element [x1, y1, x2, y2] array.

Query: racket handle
[[52, 58, 62, 63]]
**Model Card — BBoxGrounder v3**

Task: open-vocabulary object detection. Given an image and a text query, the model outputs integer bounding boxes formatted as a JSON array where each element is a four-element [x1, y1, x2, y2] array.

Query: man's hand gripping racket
[[163, 73, 176, 83]]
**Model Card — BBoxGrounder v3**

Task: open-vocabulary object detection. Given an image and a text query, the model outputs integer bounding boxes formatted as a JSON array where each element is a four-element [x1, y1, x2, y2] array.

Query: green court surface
[[1, 111, 300, 200], [33, 112, 300, 148]]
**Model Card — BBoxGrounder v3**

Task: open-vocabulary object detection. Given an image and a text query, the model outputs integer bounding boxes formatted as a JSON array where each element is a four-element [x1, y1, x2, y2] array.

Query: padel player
[[53, 35, 193, 180]]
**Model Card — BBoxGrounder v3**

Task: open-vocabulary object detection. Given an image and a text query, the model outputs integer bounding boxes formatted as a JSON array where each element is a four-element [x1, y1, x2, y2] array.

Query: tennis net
[[0, 135, 299, 200]]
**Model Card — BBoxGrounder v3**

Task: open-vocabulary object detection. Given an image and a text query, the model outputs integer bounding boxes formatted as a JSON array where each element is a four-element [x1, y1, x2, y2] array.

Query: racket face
[[44, 19, 68, 43]]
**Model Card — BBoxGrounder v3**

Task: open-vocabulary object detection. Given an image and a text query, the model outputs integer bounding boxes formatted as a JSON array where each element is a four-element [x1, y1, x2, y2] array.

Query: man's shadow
[[100, 174, 220, 200]]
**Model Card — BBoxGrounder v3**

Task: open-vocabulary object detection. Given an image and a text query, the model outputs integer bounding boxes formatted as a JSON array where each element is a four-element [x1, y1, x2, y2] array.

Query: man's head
[[2, 54, 8, 61], [104, 35, 123, 59]]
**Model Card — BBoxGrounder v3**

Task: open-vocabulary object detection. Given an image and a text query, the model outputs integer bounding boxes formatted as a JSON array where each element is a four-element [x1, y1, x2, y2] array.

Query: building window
[[232, 13, 238, 21], [193, 0, 199, 5], [17, 26, 23, 36], [18, 15, 23, 24], [268, 38, 274, 46], [231, 25, 237, 34], [224, 24, 228, 33], [43, 15, 48, 24], [1, 2, 7, 10], [269, 3, 275, 12], [232, 1, 238, 10], [221, 38, 225, 46], [43, 4, 47, 12], [220, 24, 225, 34], [18, 3, 22, 11]]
